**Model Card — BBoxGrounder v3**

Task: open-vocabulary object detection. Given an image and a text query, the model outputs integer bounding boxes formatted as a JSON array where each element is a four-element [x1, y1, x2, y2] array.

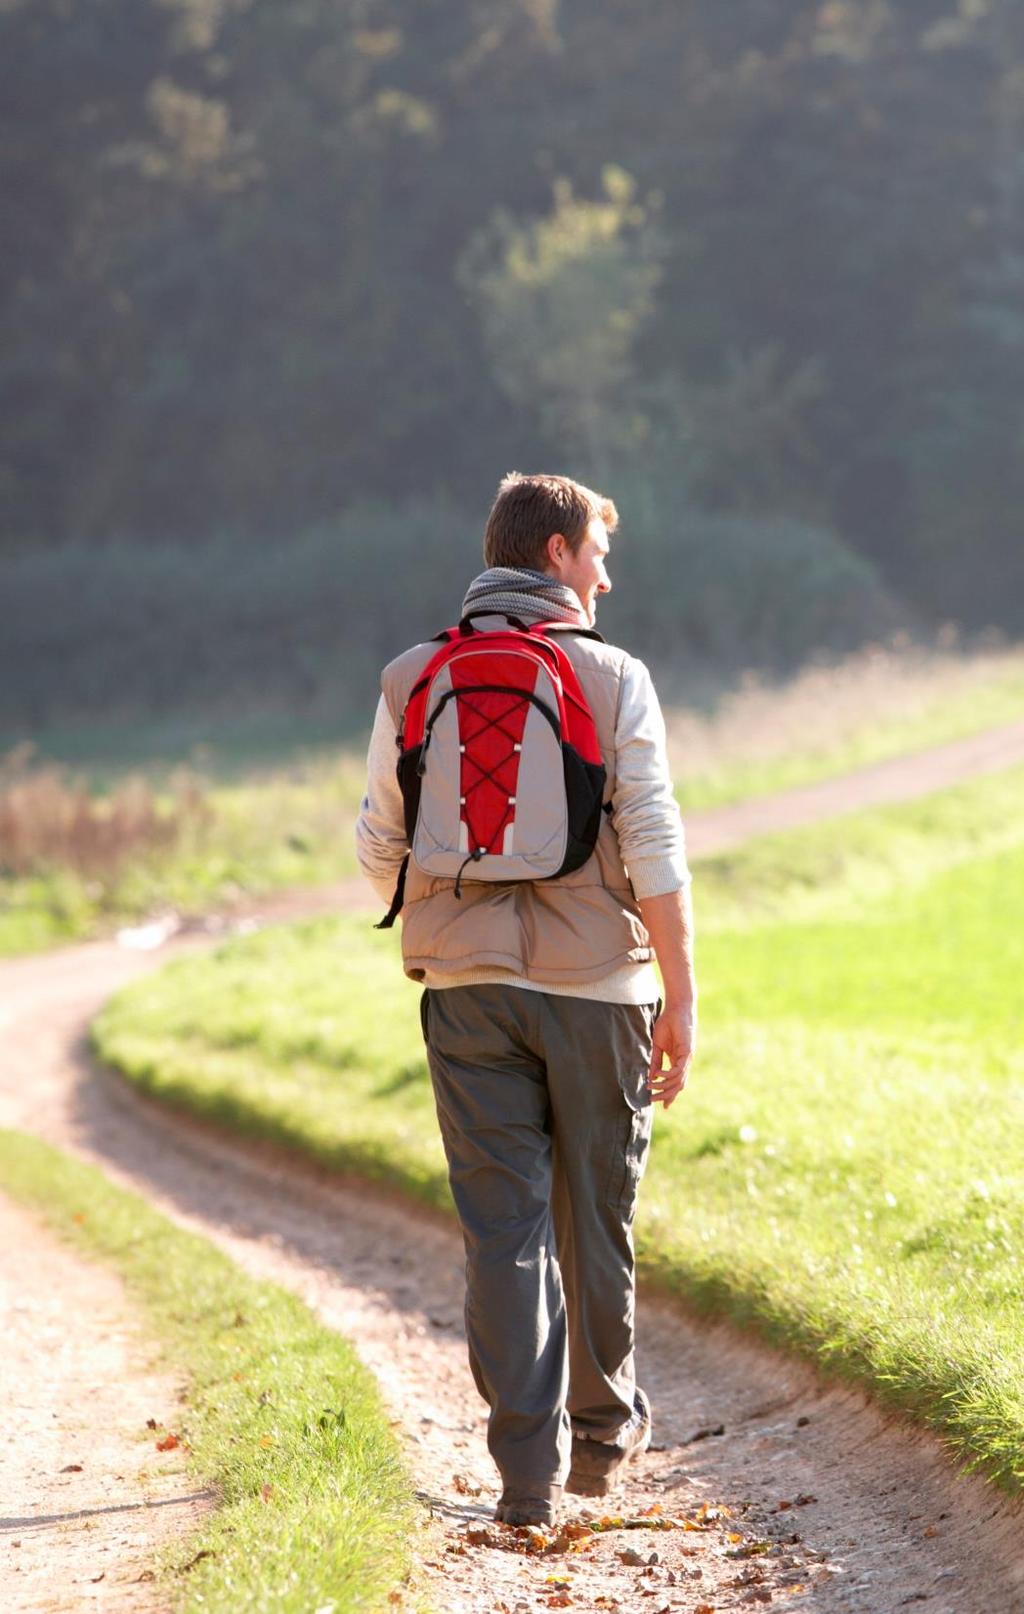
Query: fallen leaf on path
[[793, 1495, 816, 1507], [731, 1567, 767, 1588], [465, 1526, 497, 1548], [145, 1418, 158, 1430], [544, 1528, 589, 1555], [694, 1502, 730, 1523], [60, 1463, 83, 1472], [453, 1473, 483, 1496], [90, 1573, 105, 1583], [522, 1529, 550, 1554], [156, 1433, 180, 1451]]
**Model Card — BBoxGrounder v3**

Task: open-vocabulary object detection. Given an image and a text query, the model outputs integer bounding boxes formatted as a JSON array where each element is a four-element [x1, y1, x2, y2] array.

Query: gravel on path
[[0, 1193, 212, 1613]]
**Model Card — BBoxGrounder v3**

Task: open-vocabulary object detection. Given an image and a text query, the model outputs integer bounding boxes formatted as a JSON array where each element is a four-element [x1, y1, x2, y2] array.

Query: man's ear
[[545, 531, 566, 572]]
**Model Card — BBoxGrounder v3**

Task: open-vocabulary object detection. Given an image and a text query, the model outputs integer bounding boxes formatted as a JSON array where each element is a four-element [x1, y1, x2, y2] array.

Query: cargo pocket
[[605, 1102, 653, 1220], [604, 1002, 656, 1219]]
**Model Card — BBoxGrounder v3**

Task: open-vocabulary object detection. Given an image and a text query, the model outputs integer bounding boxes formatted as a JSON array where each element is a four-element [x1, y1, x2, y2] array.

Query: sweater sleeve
[[610, 656, 691, 899], [354, 692, 409, 905]]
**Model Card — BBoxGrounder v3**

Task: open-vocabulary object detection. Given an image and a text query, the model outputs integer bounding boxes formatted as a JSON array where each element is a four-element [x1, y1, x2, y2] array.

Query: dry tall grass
[[664, 633, 1024, 783], [0, 742, 213, 878]]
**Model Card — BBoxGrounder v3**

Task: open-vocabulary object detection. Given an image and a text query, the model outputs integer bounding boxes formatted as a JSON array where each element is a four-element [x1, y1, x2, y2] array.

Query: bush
[[3, 487, 898, 733]]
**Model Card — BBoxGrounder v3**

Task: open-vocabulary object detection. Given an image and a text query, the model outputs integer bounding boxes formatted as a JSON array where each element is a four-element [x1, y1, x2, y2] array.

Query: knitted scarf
[[460, 566, 587, 628]]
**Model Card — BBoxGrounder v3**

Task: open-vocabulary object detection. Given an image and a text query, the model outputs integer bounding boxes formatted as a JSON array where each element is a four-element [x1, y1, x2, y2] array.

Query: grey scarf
[[460, 566, 586, 628]]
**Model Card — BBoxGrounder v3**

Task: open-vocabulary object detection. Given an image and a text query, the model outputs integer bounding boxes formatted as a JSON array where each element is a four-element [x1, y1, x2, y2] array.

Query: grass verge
[[0, 750, 368, 959], [0, 1129, 418, 1613], [92, 762, 1024, 1496]]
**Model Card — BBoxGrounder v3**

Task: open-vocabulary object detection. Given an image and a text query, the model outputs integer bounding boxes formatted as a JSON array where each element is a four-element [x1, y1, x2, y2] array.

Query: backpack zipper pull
[[453, 847, 484, 899]]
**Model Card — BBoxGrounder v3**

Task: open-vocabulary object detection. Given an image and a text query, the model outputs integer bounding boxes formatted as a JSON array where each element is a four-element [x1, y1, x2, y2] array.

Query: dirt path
[[681, 715, 1024, 858], [0, 1194, 212, 1612], [3, 720, 1024, 1610]]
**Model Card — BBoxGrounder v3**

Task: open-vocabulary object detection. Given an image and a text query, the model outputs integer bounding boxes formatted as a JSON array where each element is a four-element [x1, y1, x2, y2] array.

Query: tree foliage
[[1, 0, 1023, 634]]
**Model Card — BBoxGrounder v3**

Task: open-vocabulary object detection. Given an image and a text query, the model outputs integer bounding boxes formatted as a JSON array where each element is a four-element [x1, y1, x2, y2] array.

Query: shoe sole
[[566, 1397, 652, 1496], [564, 1438, 650, 1496]]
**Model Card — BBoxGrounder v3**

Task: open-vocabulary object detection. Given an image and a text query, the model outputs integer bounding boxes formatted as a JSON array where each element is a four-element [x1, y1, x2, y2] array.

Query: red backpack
[[377, 612, 609, 928]]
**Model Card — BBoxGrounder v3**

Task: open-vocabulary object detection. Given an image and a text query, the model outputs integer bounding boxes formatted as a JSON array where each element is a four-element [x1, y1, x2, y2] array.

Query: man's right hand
[[648, 1004, 696, 1108]]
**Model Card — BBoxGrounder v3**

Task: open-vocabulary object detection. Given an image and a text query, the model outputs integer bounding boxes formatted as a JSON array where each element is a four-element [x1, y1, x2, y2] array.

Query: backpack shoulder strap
[[526, 620, 607, 644]]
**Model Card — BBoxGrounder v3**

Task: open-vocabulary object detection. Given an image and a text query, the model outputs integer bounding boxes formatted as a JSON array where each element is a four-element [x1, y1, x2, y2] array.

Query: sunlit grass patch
[[0, 1130, 418, 1613], [93, 915, 447, 1204], [694, 761, 1024, 927]]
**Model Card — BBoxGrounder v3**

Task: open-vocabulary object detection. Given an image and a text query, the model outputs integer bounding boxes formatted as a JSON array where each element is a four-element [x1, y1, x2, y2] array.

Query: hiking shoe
[[566, 1388, 652, 1497], [494, 1484, 562, 1528]]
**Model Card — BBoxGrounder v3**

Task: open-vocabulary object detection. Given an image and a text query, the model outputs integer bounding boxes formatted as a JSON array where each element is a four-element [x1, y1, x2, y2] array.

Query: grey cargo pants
[[419, 983, 658, 1491]]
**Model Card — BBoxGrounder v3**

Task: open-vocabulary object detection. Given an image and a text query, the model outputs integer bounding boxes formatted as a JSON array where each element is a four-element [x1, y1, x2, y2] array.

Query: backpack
[[376, 611, 609, 928]]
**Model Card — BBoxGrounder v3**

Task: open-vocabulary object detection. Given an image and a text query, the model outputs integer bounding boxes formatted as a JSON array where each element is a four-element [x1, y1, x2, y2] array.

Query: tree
[[458, 168, 664, 477]]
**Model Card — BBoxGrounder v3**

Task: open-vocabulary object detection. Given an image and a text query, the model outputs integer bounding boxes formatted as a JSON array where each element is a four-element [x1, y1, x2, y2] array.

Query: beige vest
[[380, 625, 653, 985]]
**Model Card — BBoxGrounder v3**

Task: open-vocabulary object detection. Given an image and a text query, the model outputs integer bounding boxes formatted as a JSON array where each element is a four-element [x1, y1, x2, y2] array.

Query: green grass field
[[91, 762, 1024, 1492], [0, 1130, 417, 1614]]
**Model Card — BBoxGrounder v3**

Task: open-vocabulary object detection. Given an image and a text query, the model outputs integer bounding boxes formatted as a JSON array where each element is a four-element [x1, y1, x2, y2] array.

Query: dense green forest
[[3, 0, 1023, 729]]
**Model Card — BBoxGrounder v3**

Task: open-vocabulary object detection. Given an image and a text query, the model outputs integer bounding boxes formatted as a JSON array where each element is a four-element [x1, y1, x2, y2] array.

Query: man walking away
[[356, 472, 697, 1528]]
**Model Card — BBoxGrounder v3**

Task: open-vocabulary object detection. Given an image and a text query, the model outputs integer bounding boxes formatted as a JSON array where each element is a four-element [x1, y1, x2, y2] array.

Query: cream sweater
[[355, 650, 690, 1004]]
